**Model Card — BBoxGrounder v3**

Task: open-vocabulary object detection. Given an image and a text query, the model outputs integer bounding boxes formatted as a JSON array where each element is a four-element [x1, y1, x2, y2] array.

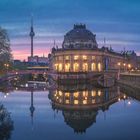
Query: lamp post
[[117, 62, 121, 80], [128, 64, 131, 73], [4, 63, 9, 74], [123, 63, 126, 72]]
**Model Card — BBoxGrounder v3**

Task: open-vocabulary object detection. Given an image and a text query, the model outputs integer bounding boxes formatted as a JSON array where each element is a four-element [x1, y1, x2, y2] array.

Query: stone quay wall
[[118, 73, 140, 90]]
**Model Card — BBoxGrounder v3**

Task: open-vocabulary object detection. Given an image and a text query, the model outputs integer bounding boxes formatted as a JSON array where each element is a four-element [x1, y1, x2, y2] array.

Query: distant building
[[121, 50, 138, 68], [13, 60, 22, 65], [28, 55, 48, 64], [136, 56, 140, 69]]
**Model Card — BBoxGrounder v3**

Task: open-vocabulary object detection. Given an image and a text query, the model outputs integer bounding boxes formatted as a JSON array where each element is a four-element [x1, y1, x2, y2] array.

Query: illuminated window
[[74, 55, 79, 60], [91, 63, 96, 71], [73, 63, 79, 72], [54, 64, 58, 71], [98, 63, 102, 71], [58, 63, 63, 71], [98, 90, 101, 96], [74, 92, 79, 98], [83, 63, 88, 71], [92, 56, 95, 60], [65, 63, 70, 72], [58, 91, 62, 96], [83, 100, 87, 104], [83, 91, 88, 97], [65, 56, 70, 60], [65, 92, 70, 98], [83, 55, 87, 60], [74, 100, 79, 105], [91, 90, 96, 97], [65, 100, 70, 104]]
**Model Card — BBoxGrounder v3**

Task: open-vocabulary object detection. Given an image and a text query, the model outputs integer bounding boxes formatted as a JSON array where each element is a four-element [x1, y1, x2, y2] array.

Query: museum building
[[50, 24, 130, 73]]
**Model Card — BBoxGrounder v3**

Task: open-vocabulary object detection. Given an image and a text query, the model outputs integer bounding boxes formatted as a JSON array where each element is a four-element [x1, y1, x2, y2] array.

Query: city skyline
[[0, 0, 140, 60]]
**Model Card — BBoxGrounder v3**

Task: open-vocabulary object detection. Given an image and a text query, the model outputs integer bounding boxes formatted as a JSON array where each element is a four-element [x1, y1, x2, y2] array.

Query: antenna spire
[[29, 14, 35, 57]]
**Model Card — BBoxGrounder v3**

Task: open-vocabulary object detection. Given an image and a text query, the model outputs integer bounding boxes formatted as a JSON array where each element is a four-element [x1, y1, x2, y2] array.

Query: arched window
[[65, 63, 70, 72], [58, 63, 62, 71], [83, 63, 88, 71], [74, 92, 79, 98], [73, 63, 79, 72], [54, 64, 58, 71], [91, 63, 96, 71], [98, 63, 102, 71]]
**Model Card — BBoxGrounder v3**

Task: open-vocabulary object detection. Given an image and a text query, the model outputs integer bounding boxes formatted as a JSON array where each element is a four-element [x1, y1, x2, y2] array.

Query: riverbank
[[118, 73, 140, 91], [0, 73, 9, 83], [117, 80, 140, 90]]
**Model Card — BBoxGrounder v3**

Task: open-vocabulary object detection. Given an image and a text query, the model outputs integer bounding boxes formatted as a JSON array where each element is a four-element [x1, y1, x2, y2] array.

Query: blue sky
[[0, 0, 140, 60]]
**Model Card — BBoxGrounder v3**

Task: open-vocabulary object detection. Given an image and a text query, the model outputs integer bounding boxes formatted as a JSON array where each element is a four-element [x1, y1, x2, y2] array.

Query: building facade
[[50, 24, 131, 73], [28, 55, 48, 64]]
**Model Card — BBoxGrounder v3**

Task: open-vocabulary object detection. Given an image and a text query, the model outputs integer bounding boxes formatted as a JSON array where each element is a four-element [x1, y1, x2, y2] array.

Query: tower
[[29, 17, 35, 57]]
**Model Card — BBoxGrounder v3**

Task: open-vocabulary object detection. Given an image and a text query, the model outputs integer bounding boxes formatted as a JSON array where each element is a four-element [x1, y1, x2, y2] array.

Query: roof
[[62, 24, 98, 49]]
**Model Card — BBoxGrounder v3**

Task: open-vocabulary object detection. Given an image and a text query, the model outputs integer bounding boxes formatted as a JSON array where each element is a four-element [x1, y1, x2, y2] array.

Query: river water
[[0, 75, 140, 140]]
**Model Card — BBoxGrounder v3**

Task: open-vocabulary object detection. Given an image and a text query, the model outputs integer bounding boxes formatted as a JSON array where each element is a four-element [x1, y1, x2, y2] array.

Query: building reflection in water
[[49, 84, 127, 133], [0, 75, 133, 134]]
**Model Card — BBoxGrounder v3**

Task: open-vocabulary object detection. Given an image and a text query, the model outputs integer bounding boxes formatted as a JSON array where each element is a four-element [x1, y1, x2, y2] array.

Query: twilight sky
[[0, 0, 140, 60]]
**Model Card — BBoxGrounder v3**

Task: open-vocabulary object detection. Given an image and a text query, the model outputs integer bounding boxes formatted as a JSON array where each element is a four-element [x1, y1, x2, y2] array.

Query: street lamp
[[4, 63, 9, 74], [117, 62, 121, 80], [123, 63, 126, 72], [117, 62, 121, 66], [128, 64, 131, 73]]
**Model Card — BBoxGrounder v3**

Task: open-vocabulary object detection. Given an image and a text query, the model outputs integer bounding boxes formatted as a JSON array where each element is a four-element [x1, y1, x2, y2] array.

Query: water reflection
[[30, 91, 35, 127], [0, 74, 49, 98], [0, 74, 139, 139], [49, 84, 127, 133], [0, 104, 14, 140]]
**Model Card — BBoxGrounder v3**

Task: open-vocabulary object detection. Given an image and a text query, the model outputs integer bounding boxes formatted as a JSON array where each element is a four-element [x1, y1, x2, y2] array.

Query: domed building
[[62, 24, 98, 49], [50, 24, 131, 82]]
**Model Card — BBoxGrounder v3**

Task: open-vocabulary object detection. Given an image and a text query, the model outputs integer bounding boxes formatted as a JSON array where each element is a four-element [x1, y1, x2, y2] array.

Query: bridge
[[0, 69, 49, 83], [0, 68, 120, 88]]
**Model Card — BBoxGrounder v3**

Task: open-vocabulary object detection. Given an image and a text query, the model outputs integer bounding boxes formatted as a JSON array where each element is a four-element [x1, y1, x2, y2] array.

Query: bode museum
[[50, 24, 133, 73], [49, 24, 135, 84]]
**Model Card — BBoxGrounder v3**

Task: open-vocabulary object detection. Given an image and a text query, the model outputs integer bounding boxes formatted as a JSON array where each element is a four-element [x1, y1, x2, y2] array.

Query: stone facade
[[51, 49, 126, 72], [50, 24, 131, 73]]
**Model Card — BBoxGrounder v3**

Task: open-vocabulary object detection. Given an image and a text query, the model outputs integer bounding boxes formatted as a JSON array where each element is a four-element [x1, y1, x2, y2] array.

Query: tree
[[0, 104, 14, 140], [0, 27, 13, 72]]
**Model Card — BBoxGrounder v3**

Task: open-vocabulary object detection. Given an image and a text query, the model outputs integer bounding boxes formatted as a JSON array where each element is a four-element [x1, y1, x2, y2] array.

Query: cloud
[[0, 0, 140, 60]]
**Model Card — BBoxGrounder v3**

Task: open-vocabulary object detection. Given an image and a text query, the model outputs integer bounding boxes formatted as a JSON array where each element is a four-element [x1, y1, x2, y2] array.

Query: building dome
[[62, 24, 98, 49]]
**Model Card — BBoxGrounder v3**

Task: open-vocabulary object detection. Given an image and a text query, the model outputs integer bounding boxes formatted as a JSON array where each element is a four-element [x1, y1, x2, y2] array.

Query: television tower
[[29, 16, 35, 57]]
